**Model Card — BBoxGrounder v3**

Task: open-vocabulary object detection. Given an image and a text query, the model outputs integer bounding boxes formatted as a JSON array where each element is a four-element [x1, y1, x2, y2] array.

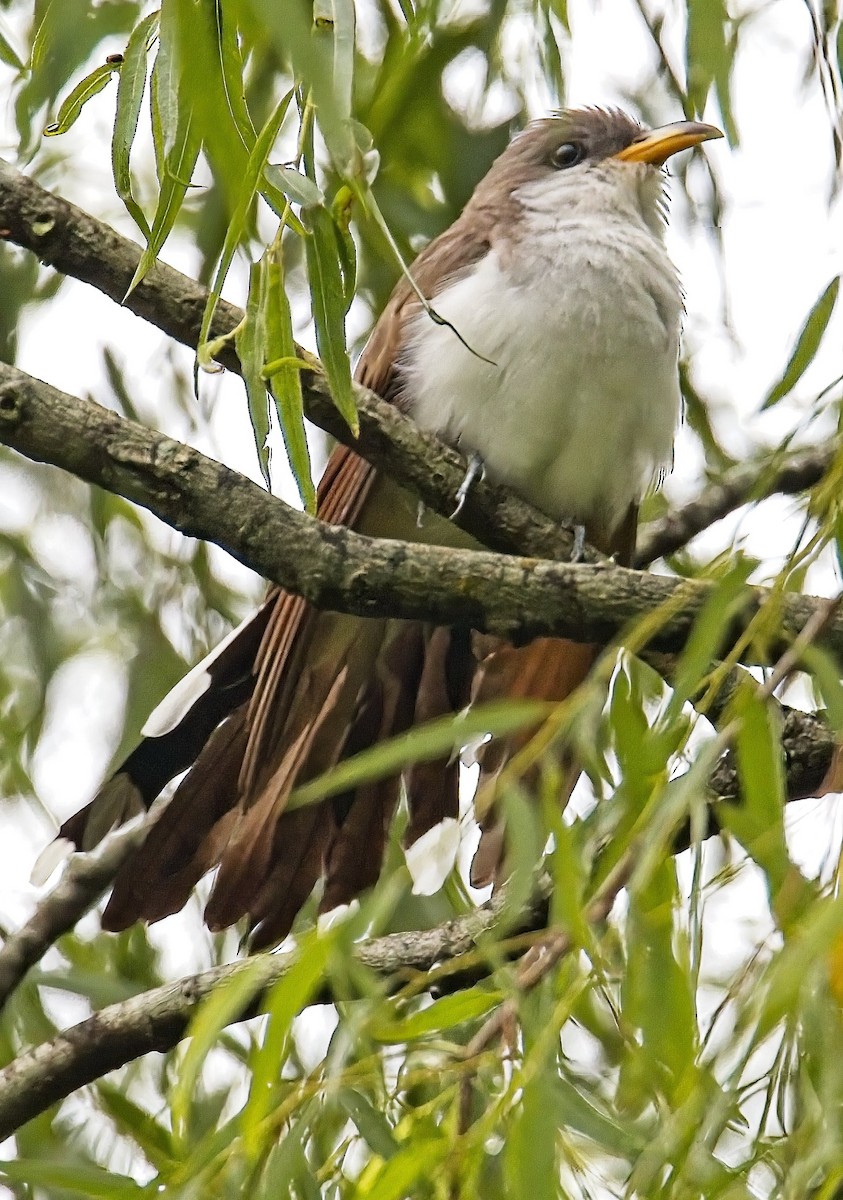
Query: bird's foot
[[569, 523, 586, 563], [451, 452, 486, 519]]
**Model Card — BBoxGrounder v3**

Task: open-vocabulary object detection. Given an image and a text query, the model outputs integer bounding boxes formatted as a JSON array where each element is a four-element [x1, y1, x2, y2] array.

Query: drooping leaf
[[264, 250, 316, 512], [236, 259, 272, 487], [128, 3, 201, 293], [197, 87, 295, 364], [111, 11, 159, 238], [303, 201, 358, 435], [43, 61, 118, 136], [762, 276, 840, 409], [288, 700, 551, 811]]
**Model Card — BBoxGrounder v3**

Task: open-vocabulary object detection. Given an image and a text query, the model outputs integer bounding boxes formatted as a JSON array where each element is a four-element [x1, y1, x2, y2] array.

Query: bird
[[37, 107, 722, 948]]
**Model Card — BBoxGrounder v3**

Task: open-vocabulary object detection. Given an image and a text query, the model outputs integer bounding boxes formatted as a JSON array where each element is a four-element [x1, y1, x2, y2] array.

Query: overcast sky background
[[1, 3, 843, 1165]]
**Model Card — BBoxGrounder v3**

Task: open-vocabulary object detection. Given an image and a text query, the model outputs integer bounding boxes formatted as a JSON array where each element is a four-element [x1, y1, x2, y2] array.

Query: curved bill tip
[[615, 120, 724, 166]]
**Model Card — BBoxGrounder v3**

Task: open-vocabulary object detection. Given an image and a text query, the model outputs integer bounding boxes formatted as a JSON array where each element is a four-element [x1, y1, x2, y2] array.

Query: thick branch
[[2, 362, 843, 657], [0, 884, 550, 1140], [0, 157, 584, 566]]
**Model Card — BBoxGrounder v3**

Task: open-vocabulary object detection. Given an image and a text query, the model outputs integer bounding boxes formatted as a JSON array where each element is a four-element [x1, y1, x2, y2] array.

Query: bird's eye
[[551, 142, 584, 169]]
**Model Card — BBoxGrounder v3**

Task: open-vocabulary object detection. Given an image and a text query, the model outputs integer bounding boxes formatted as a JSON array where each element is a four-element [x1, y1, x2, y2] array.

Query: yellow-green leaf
[[44, 62, 117, 136]]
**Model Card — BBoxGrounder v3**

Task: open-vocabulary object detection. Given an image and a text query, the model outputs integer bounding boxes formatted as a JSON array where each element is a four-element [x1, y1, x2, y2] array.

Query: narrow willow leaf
[[370, 987, 501, 1043], [235, 260, 271, 487], [338, 1091, 399, 1160], [111, 11, 159, 238], [720, 688, 792, 898], [0, 23, 25, 71], [304, 202, 358, 435], [762, 276, 840, 408], [213, 0, 257, 148], [359, 1137, 447, 1200], [667, 556, 755, 716], [242, 930, 333, 1141], [263, 163, 323, 207], [171, 959, 275, 1148], [288, 700, 551, 811], [0, 1159, 144, 1198], [264, 253, 316, 512], [624, 859, 697, 1098], [43, 62, 117, 136], [95, 1082, 175, 1170], [197, 88, 295, 360], [128, 23, 201, 295], [686, 0, 729, 121], [505, 1062, 559, 1200]]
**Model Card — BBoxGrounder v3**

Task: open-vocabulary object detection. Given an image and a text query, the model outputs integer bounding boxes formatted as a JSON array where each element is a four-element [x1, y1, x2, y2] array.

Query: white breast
[[400, 201, 682, 543]]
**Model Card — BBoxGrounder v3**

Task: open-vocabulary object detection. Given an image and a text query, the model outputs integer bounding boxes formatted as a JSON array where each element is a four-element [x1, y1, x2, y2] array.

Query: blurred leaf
[[43, 61, 118, 136], [623, 858, 697, 1102], [686, 0, 736, 140], [236, 259, 272, 487], [370, 987, 501, 1042], [129, 0, 202, 293], [288, 700, 551, 810], [111, 10, 159, 238], [264, 162, 324, 207], [0, 21, 25, 71], [303, 201, 358, 436], [720, 687, 802, 918], [0, 1159, 144, 1197], [762, 276, 840, 409], [172, 958, 274, 1148], [357, 1135, 448, 1199], [197, 86, 295, 363], [505, 1057, 558, 1200], [338, 1089, 399, 1159], [265, 248, 316, 511], [96, 1082, 176, 1171]]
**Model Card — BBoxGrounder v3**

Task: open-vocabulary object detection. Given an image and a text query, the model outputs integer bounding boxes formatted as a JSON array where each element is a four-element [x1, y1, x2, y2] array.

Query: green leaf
[[667, 556, 755, 715], [111, 11, 159, 238], [95, 1082, 176, 1170], [338, 1090, 399, 1159], [0, 1160, 144, 1198], [763, 276, 840, 408], [0, 21, 25, 71], [264, 250, 316, 512], [370, 987, 501, 1042], [358, 1137, 448, 1200], [171, 958, 276, 1149], [128, 7, 201, 294], [719, 687, 795, 905], [288, 699, 551, 811], [623, 857, 697, 1099], [236, 260, 271, 487], [551, 1074, 645, 1157], [505, 1060, 559, 1200], [43, 61, 117, 136], [264, 163, 324, 208], [197, 87, 295, 364], [241, 930, 333, 1140], [304, 202, 358, 435]]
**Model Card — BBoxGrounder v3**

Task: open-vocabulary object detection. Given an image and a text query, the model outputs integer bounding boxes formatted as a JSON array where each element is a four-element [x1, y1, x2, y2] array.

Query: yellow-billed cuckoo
[[38, 108, 722, 947]]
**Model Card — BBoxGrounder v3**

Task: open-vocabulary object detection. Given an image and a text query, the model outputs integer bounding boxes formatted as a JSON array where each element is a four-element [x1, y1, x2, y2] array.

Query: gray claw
[[451, 452, 486, 519]]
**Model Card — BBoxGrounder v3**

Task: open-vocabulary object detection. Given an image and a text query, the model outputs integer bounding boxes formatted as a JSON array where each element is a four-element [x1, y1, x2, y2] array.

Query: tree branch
[[2, 361, 843, 658], [0, 157, 585, 566], [0, 883, 551, 1140], [636, 446, 833, 565]]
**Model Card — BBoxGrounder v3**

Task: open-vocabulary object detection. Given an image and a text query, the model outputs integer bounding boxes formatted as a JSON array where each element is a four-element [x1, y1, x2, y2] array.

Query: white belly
[[400, 224, 682, 542]]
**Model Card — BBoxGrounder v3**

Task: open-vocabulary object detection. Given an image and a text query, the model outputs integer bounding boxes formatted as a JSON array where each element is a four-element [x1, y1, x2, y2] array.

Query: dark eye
[[551, 141, 584, 169]]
